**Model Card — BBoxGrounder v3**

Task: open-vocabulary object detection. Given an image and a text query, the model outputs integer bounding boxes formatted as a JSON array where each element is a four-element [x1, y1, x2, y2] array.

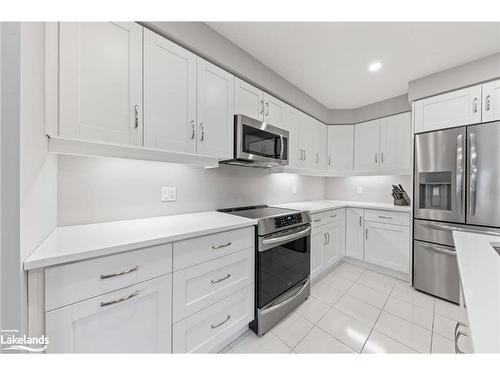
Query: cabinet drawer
[[364, 209, 409, 226], [46, 274, 172, 353], [173, 227, 254, 271], [311, 208, 345, 228], [173, 248, 254, 322], [45, 243, 173, 311], [173, 285, 254, 353]]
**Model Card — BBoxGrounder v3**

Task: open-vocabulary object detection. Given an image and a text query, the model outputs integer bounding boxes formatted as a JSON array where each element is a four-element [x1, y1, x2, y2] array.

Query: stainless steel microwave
[[220, 114, 289, 168]]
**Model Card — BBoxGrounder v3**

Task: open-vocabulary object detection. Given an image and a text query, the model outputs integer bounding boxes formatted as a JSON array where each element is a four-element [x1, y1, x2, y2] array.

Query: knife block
[[394, 191, 411, 206]]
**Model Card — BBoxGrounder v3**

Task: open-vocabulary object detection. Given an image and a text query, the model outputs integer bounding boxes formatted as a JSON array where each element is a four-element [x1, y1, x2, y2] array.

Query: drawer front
[[311, 208, 345, 228], [173, 227, 254, 271], [173, 247, 254, 322], [45, 243, 172, 311], [173, 285, 254, 353], [364, 209, 409, 226]]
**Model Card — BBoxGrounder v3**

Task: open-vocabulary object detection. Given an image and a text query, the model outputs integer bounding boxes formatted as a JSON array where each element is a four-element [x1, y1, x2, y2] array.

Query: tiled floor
[[220, 262, 469, 354]]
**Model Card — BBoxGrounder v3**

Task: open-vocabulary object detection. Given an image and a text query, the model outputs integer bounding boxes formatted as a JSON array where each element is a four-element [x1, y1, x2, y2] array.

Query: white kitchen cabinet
[[283, 105, 302, 167], [310, 228, 325, 280], [299, 115, 326, 170], [196, 58, 234, 158], [354, 119, 380, 172], [234, 78, 264, 120], [346, 208, 364, 260], [364, 221, 410, 274], [263, 93, 286, 127], [414, 85, 482, 133], [482, 79, 500, 123], [143, 29, 197, 153], [46, 274, 172, 353], [323, 216, 346, 268], [327, 125, 354, 172], [59, 22, 143, 145], [379, 112, 412, 172]]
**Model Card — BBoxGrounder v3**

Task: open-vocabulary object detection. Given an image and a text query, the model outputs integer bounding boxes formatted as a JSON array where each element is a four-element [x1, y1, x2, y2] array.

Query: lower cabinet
[[346, 208, 364, 260], [46, 274, 172, 353], [364, 221, 410, 273]]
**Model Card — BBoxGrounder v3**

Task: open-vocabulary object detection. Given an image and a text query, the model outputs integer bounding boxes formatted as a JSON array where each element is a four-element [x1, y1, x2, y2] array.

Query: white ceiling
[[206, 22, 500, 109]]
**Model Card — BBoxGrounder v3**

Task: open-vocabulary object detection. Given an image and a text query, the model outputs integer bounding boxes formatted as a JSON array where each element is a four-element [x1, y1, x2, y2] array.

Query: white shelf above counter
[[272, 200, 412, 214], [24, 211, 256, 271], [453, 231, 500, 353]]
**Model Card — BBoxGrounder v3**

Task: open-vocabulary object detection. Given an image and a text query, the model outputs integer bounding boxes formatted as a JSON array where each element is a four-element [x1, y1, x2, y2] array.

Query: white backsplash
[[58, 155, 326, 226]]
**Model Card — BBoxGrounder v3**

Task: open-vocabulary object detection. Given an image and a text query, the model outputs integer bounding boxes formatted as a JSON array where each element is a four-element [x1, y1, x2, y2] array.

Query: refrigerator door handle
[[456, 134, 464, 215], [469, 132, 478, 217]]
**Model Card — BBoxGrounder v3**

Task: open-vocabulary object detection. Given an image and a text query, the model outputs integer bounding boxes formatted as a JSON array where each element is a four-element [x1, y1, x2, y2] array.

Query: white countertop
[[272, 200, 412, 214], [24, 211, 256, 270], [453, 231, 500, 353]]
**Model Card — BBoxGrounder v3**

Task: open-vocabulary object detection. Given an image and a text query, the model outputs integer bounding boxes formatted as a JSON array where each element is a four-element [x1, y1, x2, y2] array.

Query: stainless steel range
[[218, 205, 311, 336]]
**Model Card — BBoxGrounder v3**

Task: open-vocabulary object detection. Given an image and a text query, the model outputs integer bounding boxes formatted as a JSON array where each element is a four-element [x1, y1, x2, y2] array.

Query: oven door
[[257, 225, 311, 309], [236, 114, 289, 166]]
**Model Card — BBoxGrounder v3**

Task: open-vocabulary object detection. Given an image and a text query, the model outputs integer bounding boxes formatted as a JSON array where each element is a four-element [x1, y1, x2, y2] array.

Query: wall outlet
[[356, 186, 363, 195], [292, 186, 297, 195], [161, 187, 177, 202]]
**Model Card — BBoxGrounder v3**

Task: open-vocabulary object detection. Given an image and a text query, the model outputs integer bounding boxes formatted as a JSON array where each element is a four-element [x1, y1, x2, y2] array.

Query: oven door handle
[[261, 227, 311, 247]]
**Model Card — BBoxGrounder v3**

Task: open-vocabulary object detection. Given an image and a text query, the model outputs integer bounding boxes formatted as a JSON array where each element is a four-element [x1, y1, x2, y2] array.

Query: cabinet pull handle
[[200, 122, 205, 141], [378, 215, 392, 220], [327, 232, 331, 244], [303, 150, 307, 161], [190, 120, 195, 140], [323, 233, 328, 245], [211, 273, 231, 284], [134, 105, 139, 129], [381, 153, 384, 163], [328, 156, 332, 166], [316, 153, 319, 164], [100, 290, 139, 308], [330, 214, 337, 218], [486, 94, 491, 111], [454, 321, 468, 354], [375, 153, 378, 164], [365, 228, 368, 239], [260, 100, 264, 114], [313, 218, 322, 223], [265, 102, 269, 116], [473, 97, 478, 113], [359, 216, 362, 227], [211, 315, 231, 329], [101, 266, 139, 280], [212, 242, 232, 249]]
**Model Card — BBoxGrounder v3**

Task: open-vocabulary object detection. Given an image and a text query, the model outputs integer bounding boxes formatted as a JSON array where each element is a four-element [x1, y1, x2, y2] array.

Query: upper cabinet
[[143, 29, 197, 153], [59, 22, 143, 145], [482, 79, 500, 123], [299, 115, 326, 170], [327, 125, 354, 173], [354, 112, 412, 174], [263, 93, 286, 127], [283, 105, 302, 168]]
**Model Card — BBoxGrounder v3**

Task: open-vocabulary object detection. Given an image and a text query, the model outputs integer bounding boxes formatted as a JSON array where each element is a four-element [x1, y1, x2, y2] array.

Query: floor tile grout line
[[430, 298, 436, 353]]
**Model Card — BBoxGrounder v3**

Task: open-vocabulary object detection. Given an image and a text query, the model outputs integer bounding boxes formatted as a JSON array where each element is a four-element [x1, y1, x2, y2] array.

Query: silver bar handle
[[265, 102, 269, 116], [211, 315, 231, 329], [328, 156, 332, 166], [101, 290, 139, 307], [421, 222, 500, 237], [365, 228, 368, 239], [456, 134, 464, 215], [212, 242, 232, 250], [279, 134, 284, 160], [262, 227, 311, 245], [420, 243, 456, 256], [330, 214, 337, 218], [303, 150, 307, 161], [378, 215, 392, 220], [473, 97, 478, 113], [260, 99, 264, 114], [381, 153, 384, 163], [327, 232, 331, 244], [454, 322, 468, 354], [211, 274, 231, 284], [200, 122, 205, 141], [469, 132, 477, 216], [101, 266, 139, 280], [374, 153, 378, 164], [359, 216, 362, 227], [315, 153, 319, 164], [190, 120, 195, 140], [313, 218, 322, 223], [486, 94, 491, 111], [323, 233, 328, 246], [134, 105, 139, 129]]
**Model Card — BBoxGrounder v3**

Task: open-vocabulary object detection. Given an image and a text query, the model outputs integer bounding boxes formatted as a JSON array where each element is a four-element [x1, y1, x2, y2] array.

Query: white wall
[[325, 175, 412, 204], [58, 156, 326, 226]]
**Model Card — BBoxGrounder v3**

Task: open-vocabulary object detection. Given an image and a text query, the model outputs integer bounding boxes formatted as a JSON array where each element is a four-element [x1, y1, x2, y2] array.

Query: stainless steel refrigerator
[[414, 121, 500, 304]]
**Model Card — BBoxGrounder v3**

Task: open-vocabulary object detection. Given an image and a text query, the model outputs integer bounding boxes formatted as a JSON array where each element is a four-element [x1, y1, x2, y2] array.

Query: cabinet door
[[327, 125, 354, 172], [310, 229, 325, 280], [355, 119, 380, 172], [46, 275, 172, 353], [324, 216, 345, 268], [283, 105, 302, 167], [263, 93, 285, 127], [298, 114, 315, 169], [196, 58, 234, 158], [313, 120, 328, 170], [59, 22, 143, 145], [234, 78, 264, 120], [414, 85, 482, 133], [144, 29, 197, 153], [364, 221, 409, 273], [379, 112, 412, 172], [482, 79, 500, 123], [346, 208, 364, 260]]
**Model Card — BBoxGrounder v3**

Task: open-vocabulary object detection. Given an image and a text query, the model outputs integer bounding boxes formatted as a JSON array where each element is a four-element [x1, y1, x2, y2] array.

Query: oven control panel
[[274, 213, 303, 229]]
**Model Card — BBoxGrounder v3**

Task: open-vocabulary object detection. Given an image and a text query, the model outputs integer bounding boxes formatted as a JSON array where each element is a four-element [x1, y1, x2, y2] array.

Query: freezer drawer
[[413, 240, 460, 304]]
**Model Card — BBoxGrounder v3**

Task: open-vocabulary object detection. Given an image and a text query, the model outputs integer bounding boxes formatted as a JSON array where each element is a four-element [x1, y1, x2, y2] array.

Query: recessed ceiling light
[[368, 61, 382, 72]]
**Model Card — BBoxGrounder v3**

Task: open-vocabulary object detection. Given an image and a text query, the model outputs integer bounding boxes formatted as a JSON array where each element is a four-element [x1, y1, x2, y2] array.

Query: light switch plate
[[356, 186, 363, 194], [161, 187, 177, 202]]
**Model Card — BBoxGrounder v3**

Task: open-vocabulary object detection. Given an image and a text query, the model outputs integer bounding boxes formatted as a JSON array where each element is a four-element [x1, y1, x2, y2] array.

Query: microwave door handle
[[469, 133, 478, 217], [456, 134, 464, 215], [279, 134, 284, 160]]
